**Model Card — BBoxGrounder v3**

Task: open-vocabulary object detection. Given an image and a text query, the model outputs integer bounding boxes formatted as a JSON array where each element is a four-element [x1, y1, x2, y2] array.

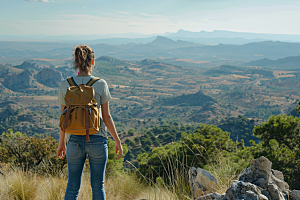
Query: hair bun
[[73, 45, 95, 73]]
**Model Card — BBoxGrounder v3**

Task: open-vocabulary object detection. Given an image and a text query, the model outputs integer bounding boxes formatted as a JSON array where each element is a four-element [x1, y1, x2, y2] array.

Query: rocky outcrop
[[189, 167, 218, 199], [191, 156, 300, 200], [197, 192, 221, 200], [35, 68, 64, 87], [290, 190, 300, 200], [3, 70, 34, 90], [13, 61, 39, 70]]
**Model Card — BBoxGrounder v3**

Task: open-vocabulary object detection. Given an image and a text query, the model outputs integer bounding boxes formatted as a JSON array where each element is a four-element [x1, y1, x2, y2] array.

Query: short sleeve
[[99, 79, 112, 105], [58, 81, 67, 106]]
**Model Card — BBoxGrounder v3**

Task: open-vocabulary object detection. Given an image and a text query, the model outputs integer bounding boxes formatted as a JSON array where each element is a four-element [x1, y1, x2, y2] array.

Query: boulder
[[223, 156, 290, 200], [290, 190, 300, 200], [238, 156, 289, 192], [189, 167, 218, 199], [238, 156, 272, 183], [191, 156, 293, 200], [223, 181, 263, 200], [197, 192, 221, 200]]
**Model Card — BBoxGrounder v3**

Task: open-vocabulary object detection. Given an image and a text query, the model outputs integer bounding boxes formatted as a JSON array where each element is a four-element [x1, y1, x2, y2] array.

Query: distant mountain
[[166, 29, 300, 42], [14, 61, 40, 70], [2, 40, 300, 65], [35, 68, 65, 87], [149, 36, 202, 49], [170, 41, 300, 62], [244, 55, 300, 70], [177, 37, 266, 46], [91, 37, 156, 45], [1, 61, 66, 90], [3, 70, 34, 90]]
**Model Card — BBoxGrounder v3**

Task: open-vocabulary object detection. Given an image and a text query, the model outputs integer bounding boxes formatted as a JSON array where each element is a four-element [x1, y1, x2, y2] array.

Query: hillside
[[0, 61, 67, 92], [244, 55, 300, 70], [161, 91, 215, 107], [0, 55, 299, 143], [0, 101, 58, 136]]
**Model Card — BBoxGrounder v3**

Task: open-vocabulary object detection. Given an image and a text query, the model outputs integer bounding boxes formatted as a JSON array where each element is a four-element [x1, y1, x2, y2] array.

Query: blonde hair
[[73, 45, 95, 73]]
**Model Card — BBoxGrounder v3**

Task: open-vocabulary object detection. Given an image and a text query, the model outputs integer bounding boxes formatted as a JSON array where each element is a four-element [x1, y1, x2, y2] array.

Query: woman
[[57, 45, 123, 200]]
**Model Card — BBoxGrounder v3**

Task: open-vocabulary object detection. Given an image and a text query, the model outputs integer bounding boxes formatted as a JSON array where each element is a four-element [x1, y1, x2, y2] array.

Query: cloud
[[25, 0, 49, 2], [117, 11, 131, 15]]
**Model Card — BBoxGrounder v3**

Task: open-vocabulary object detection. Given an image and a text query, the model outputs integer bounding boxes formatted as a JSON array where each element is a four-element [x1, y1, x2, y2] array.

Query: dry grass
[[0, 167, 175, 200]]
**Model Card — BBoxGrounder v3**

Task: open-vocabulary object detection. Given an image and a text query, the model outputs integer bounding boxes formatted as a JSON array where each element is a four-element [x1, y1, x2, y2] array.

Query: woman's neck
[[77, 71, 92, 76]]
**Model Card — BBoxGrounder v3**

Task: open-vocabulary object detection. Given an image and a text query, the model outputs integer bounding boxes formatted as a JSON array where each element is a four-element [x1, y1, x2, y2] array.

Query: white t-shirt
[[58, 75, 112, 140]]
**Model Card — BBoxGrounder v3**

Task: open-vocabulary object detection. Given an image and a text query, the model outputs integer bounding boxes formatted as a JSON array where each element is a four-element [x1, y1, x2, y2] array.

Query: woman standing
[[57, 45, 123, 200]]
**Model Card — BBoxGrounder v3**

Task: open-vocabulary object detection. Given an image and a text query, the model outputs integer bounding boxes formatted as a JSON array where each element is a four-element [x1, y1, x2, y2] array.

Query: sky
[[0, 0, 300, 37]]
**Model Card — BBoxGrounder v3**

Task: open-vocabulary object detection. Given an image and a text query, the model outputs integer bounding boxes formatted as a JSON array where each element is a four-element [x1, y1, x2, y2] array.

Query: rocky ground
[[189, 156, 300, 200]]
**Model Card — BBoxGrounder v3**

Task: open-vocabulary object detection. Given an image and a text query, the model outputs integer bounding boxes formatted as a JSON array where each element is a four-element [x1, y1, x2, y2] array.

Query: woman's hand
[[115, 141, 123, 160], [57, 144, 66, 159]]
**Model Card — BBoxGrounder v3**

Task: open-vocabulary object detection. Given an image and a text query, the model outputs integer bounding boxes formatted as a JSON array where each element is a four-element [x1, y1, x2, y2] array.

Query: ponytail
[[73, 45, 94, 73]]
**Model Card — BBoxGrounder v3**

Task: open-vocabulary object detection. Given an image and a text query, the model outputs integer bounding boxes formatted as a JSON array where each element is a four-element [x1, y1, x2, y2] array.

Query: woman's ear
[[92, 59, 95, 66]]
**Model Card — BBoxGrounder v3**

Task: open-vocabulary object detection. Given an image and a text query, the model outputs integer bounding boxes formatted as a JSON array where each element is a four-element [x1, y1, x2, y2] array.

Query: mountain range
[[1, 36, 300, 70]]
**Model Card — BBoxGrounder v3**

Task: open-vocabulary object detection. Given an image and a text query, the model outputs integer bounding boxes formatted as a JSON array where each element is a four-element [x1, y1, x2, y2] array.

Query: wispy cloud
[[117, 11, 131, 15], [25, 0, 49, 2]]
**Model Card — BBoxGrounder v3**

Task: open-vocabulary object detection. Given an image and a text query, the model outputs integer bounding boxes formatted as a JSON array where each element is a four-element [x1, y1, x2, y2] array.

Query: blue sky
[[0, 0, 300, 36]]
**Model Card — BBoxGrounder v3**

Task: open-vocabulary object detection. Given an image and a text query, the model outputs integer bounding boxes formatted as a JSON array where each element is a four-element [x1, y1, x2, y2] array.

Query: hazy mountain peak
[[150, 36, 176, 46]]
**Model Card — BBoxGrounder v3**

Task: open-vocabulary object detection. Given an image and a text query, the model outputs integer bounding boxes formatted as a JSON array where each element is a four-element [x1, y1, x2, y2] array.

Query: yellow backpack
[[59, 77, 101, 142]]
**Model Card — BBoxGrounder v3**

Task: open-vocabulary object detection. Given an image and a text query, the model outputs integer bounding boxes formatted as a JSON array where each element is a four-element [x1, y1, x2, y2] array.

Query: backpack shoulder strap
[[67, 77, 78, 86], [86, 77, 101, 87]]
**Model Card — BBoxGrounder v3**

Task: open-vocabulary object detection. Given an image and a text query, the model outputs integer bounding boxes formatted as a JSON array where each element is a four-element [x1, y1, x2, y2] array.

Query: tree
[[124, 150, 134, 161], [106, 138, 128, 176], [253, 114, 300, 189], [134, 137, 140, 145], [128, 128, 135, 136], [0, 129, 66, 174], [141, 138, 152, 146]]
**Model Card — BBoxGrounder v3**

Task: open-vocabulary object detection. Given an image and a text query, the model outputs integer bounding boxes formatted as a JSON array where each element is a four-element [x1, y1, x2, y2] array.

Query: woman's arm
[[57, 104, 66, 159], [101, 101, 123, 160]]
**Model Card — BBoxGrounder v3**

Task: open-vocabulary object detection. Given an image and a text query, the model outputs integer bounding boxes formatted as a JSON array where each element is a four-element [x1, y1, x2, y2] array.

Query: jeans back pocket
[[67, 141, 80, 157], [87, 142, 107, 158]]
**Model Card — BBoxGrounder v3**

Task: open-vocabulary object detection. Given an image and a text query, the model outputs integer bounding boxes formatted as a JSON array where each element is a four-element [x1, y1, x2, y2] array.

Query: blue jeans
[[65, 135, 108, 200]]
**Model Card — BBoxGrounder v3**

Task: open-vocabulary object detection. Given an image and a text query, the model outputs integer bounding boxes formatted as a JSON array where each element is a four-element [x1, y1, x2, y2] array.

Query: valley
[[0, 49, 299, 145]]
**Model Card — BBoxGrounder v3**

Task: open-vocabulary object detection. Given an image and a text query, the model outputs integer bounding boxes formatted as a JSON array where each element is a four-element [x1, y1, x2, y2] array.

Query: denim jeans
[[65, 134, 108, 200]]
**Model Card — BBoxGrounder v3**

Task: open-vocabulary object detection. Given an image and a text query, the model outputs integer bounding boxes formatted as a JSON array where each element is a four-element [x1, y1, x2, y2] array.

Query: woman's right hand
[[115, 141, 123, 160], [57, 144, 66, 159]]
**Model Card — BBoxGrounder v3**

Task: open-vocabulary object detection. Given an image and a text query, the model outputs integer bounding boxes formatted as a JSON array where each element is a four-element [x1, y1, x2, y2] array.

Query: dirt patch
[[175, 59, 210, 64], [111, 85, 130, 88], [232, 74, 250, 79], [158, 57, 173, 60], [31, 58, 57, 62], [273, 70, 296, 78]]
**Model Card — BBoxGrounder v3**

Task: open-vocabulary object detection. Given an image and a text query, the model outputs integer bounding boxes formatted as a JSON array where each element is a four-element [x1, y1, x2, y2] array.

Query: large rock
[[238, 156, 289, 197], [223, 156, 289, 200], [192, 156, 293, 200], [35, 68, 64, 87], [189, 167, 218, 199], [197, 192, 221, 200], [3, 70, 33, 90], [290, 190, 300, 200], [223, 181, 263, 200]]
